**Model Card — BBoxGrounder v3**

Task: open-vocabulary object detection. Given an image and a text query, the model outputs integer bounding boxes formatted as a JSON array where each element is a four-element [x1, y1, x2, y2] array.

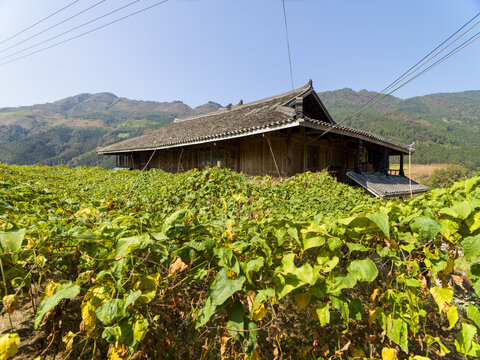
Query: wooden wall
[[125, 128, 391, 179]]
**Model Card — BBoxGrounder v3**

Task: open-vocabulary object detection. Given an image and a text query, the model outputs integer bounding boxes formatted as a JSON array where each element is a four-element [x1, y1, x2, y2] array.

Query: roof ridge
[[173, 80, 313, 123]]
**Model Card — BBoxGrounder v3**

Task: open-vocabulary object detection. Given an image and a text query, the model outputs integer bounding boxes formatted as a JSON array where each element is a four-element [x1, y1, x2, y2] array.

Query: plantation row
[[0, 165, 479, 359]]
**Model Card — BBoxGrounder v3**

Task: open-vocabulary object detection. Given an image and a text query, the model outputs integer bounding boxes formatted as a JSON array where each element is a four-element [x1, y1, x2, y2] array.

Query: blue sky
[[0, 0, 479, 108]]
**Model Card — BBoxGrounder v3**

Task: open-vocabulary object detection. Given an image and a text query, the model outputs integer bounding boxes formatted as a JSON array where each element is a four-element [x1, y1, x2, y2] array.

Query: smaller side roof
[[347, 171, 429, 198]]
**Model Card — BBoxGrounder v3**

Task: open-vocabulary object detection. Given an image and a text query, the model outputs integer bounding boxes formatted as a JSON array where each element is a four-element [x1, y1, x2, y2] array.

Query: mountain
[[0, 89, 479, 170], [319, 89, 480, 170], [0, 93, 221, 168]]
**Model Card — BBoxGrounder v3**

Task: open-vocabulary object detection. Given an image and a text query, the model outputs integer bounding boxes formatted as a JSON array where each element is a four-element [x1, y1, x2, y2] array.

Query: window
[[199, 146, 224, 167]]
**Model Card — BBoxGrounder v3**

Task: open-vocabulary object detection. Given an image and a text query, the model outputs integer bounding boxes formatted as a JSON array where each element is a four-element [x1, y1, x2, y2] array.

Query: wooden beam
[[266, 136, 282, 178]]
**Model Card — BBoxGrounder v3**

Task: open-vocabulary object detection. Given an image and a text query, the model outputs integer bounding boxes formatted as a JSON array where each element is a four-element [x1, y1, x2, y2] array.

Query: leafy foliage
[[0, 164, 479, 359]]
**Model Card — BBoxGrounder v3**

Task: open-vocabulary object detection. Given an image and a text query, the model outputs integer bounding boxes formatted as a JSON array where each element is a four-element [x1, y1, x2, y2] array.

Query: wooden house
[[97, 81, 428, 198]]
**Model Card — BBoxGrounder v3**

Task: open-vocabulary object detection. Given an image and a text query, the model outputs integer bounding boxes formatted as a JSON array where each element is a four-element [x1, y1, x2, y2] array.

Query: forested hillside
[[0, 88, 479, 169], [0, 93, 221, 168], [320, 89, 480, 170]]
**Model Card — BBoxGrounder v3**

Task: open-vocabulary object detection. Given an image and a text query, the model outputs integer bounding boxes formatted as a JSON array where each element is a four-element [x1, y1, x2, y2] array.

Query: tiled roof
[[346, 171, 429, 198], [97, 81, 411, 154]]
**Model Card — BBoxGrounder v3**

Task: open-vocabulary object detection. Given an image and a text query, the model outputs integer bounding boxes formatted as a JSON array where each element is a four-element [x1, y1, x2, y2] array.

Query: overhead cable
[[0, 0, 81, 47], [0, 0, 144, 62], [282, 0, 294, 90], [0, 0, 169, 67], [0, 0, 108, 55], [315, 11, 480, 140]]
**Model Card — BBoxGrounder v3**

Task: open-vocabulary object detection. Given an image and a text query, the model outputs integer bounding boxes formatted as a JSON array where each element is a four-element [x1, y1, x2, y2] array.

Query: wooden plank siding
[[124, 129, 392, 182]]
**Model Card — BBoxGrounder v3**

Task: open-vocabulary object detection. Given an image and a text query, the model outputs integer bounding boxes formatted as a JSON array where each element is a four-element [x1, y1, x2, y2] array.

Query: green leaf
[[461, 234, 480, 261], [226, 301, 244, 342], [347, 258, 378, 282], [0, 229, 25, 253], [245, 257, 264, 283], [349, 299, 363, 321], [423, 335, 450, 356], [119, 315, 149, 355], [410, 217, 441, 241], [330, 295, 349, 325], [439, 202, 471, 219], [197, 269, 245, 327], [467, 304, 480, 329], [124, 290, 142, 311], [429, 287, 453, 314], [96, 299, 125, 326], [365, 212, 390, 238], [34, 282, 80, 329], [328, 272, 357, 295], [303, 235, 325, 251], [316, 303, 330, 326], [115, 233, 152, 258], [163, 209, 188, 231], [386, 315, 409, 353], [455, 323, 480, 356], [102, 325, 121, 343]]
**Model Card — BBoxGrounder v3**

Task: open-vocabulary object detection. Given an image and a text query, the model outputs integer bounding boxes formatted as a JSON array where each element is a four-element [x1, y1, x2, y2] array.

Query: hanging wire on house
[[0, 0, 109, 55], [0, 0, 81, 47], [0, 0, 143, 62], [312, 10, 480, 141], [282, 0, 295, 90], [0, 0, 169, 67]]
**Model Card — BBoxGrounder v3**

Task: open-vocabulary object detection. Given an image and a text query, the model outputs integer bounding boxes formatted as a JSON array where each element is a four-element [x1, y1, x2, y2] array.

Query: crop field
[[0, 164, 479, 359]]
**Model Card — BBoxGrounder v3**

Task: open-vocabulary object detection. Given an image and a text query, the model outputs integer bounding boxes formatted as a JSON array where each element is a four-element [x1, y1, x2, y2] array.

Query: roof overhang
[[300, 118, 410, 154], [98, 119, 301, 154]]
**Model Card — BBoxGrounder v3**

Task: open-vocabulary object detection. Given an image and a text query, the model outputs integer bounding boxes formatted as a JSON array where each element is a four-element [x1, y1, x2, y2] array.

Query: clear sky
[[0, 0, 479, 108]]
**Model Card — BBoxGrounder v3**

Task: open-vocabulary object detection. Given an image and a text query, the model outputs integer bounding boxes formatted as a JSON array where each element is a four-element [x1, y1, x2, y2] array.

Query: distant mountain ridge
[[0, 88, 479, 170]]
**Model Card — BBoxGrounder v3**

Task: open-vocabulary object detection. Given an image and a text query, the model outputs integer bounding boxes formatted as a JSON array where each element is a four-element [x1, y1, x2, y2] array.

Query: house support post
[[286, 130, 292, 177], [355, 139, 362, 173], [266, 136, 282, 178], [399, 154, 405, 176], [177, 148, 184, 173], [382, 148, 389, 175]]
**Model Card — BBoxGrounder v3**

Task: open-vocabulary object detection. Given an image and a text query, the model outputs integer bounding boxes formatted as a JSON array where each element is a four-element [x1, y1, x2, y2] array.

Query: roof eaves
[[98, 118, 300, 154], [301, 118, 411, 153]]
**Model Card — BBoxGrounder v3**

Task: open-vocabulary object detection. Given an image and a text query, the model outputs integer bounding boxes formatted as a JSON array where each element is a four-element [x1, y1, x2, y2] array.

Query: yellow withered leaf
[[2, 295, 18, 314], [294, 290, 312, 311], [45, 281, 59, 297], [62, 331, 76, 351], [251, 303, 267, 322], [81, 302, 97, 334], [244, 350, 261, 360], [0, 333, 20, 360], [168, 257, 188, 276], [381, 347, 398, 360], [368, 309, 377, 326], [225, 230, 235, 241], [370, 288, 381, 302]]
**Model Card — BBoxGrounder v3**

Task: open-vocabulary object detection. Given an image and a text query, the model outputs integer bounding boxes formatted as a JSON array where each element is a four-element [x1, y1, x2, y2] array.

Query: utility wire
[[0, 0, 81, 47], [0, 0, 144, 62], [0, 0, 108, 55], [314, 11, 480, 140], [336, 15, 480, 126], [0, 0, 169, 67], [282, 0, 294, 90]]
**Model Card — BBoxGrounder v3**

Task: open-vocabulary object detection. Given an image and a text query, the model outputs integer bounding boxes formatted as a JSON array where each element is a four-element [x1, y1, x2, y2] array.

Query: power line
[[314, 11, 480, 140], [282, 0, 294, 90], [0, 0, 169, 67], [0, 0, 108, 55], [0, 0, 143, 62], [0, 0, 81, 47]]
